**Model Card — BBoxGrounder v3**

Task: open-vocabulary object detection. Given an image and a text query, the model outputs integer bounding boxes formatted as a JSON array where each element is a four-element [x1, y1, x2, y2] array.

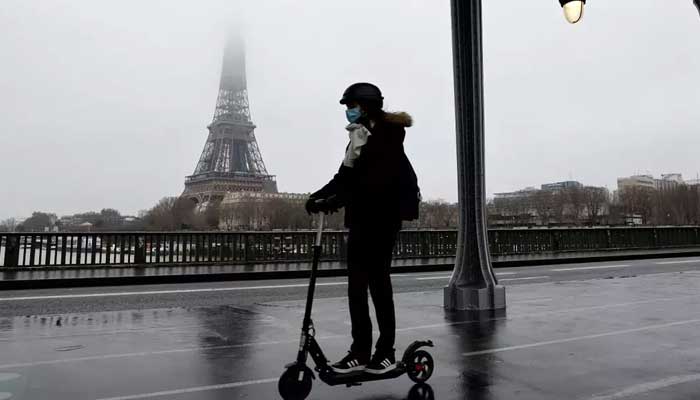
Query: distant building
[[541, 181, 583, 191], [219, 191, 310, 230], [221, 191, 308, 205], [655, 173, 684, 191], [491, 182, 610, 227], [76, 222, 93, 232], [493, 187, 538, 200], [617, 175, 656, 191], [618, 173, 688, 192], [59, 215, 83, 228]]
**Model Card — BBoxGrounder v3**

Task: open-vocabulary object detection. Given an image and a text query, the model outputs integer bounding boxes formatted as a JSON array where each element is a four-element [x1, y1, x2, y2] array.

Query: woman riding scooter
[[306, 82, 420, 375]]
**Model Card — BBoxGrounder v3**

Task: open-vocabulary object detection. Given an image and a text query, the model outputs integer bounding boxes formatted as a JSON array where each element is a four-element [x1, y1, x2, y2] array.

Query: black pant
[[347, 225, 399, 358]]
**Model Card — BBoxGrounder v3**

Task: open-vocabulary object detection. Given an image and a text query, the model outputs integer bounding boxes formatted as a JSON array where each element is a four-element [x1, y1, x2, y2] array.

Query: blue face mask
[[345, 107, 363, 123]]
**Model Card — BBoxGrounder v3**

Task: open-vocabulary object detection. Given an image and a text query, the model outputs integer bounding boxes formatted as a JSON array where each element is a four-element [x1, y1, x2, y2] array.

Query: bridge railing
[[1, 227, 699, 268]]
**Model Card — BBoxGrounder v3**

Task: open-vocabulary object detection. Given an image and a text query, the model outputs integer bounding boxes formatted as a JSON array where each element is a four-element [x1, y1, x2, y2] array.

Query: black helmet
[[339, 82, 384, 108]]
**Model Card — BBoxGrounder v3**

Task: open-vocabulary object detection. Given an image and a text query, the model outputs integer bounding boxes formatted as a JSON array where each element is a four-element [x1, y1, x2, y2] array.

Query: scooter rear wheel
[[278, 365, 313, 400], [407, 350, 434, 383]]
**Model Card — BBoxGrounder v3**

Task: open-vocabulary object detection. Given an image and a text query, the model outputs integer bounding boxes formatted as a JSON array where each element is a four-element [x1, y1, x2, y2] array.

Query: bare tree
[[618, 186, 654, 224], [19, 212, 58, 232], [418, 200, 458, 228], [0, 218, 18, 232], [219, 203, 238, 231], [583, 187, 609, 225], [531, 191, 555, 226], [565, 186, 585, 225], [549, 190, 567, 225], [171, 198, 197, 229], [143, 197, 179, 230]]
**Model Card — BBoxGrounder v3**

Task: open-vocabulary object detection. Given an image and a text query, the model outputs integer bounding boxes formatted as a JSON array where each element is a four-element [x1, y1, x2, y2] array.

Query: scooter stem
[[315, 213, 325, 247], [297, 213, 325, 364]]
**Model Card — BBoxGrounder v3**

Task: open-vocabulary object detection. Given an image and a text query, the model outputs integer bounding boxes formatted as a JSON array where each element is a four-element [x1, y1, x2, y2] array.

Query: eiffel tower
[[182, 35, 277, 206]]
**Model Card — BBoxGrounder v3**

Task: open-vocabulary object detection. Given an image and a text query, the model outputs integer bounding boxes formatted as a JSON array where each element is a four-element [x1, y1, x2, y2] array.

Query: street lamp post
[[444, 0, 505, 311], [445, 0, 697, 311]]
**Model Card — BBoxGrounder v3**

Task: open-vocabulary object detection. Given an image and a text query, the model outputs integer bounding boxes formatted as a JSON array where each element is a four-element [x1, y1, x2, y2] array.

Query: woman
[[306, 82, 419, 375]]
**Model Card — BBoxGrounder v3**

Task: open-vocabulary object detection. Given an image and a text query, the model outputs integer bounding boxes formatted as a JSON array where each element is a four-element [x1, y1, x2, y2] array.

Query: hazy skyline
[[1, 1, 699, 219]]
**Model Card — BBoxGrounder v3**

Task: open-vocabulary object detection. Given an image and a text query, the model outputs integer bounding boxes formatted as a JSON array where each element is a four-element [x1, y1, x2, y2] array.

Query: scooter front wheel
[[278, 364, 314, 400], [407, 350, 434, 383]]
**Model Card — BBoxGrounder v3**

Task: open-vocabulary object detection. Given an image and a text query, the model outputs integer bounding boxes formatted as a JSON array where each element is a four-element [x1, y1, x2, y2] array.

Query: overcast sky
[[1, 0, 699, 219]]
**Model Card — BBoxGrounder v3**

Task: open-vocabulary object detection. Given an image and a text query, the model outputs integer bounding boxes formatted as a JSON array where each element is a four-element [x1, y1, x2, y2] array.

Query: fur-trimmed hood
[[383, 111, 413, 127]]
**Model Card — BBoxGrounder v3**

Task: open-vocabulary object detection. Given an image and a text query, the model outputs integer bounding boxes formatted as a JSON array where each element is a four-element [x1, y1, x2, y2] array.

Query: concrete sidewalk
[[1, 271, 700, 399]]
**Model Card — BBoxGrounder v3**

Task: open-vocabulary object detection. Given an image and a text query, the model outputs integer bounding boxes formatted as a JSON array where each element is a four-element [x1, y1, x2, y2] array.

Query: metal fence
[[1, 227, 699, 268]]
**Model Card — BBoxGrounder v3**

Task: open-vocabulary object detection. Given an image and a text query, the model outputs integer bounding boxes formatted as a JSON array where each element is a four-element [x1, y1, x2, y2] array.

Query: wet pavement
[[1, 266, 700, 399]]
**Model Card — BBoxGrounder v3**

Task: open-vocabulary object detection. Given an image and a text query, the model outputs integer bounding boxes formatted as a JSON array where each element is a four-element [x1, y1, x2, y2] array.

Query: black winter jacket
[[311, 111, 416, 230]]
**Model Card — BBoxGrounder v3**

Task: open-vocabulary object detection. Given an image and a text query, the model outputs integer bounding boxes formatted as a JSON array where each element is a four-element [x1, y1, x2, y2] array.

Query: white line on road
[[0, 282, 348, 302], [462, 318, 700, 357], [552, 265, 631, 272], [656, 260, 700, 265], [499, 276, 549, 282], [416, 272, 518, 281], [512, 297, 553, 303], [94, 377, 279, 400], [588, 374, 700, 400], [415, 275, 451, 280]]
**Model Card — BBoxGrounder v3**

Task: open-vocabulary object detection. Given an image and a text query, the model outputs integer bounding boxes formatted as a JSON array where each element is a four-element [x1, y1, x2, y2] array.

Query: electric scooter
[[278, 213, 435, 400]]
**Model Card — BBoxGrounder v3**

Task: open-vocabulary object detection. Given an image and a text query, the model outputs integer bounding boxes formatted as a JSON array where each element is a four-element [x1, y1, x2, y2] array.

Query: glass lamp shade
[[561, 0, 585, 24]]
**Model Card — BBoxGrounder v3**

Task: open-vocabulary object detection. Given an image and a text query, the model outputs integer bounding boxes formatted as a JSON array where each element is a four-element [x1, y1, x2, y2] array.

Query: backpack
[[399, 152, 421, 221]]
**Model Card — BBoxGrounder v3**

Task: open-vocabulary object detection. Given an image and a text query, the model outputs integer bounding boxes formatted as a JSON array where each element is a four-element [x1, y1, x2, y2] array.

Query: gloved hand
[[305, 195, 342, 215], [319, 194, 341, 214], [305, 197, 323, 215]]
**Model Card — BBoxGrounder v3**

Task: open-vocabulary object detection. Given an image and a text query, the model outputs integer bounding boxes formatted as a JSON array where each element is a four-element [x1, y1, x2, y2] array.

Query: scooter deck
[[320, 365, 406, 386]]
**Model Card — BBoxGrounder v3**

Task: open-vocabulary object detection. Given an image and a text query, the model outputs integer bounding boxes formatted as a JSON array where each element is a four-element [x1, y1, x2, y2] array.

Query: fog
[[1, 0, 699, 218]]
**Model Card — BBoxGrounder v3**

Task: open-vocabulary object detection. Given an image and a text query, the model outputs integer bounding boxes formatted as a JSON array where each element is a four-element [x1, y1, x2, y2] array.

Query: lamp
[[559, 0, 586, 24]]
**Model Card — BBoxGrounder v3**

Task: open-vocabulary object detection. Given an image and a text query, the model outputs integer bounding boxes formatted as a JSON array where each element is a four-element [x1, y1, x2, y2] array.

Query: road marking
[[552, 265, 630, 272], [416, 272, 518, 281], [499, 276, 549, 282], [462, 318, 700, 357], [0, 282, 348, 302], [589, 374, 700, 400], [95, 377, 279, 400], [0, 340, 300, 369], [0, 373, 20, 382], [416, 275, 451, 280], [513, 297, 553, 303], [656, 260, 700, 265], [2, 293, 700, 370]]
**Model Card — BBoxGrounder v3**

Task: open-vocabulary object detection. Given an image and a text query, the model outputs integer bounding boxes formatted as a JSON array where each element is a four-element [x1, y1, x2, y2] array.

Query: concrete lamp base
[[444, 285, 506, 311]]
